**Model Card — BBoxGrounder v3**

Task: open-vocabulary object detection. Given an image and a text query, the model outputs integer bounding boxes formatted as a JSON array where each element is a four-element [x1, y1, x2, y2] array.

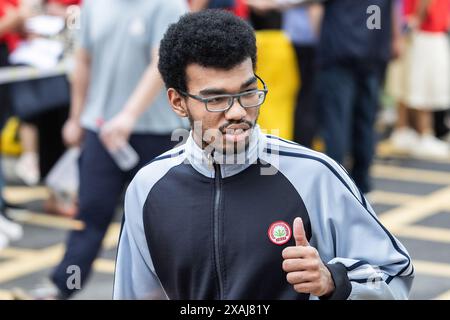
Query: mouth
[[222, 124, 251, 143]]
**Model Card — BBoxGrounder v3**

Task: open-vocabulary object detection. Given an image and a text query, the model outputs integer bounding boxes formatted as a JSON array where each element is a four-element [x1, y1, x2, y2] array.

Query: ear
[[167, 88, 188, 118]]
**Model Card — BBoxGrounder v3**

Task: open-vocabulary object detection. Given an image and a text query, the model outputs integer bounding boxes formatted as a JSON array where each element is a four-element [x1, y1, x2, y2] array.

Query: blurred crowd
[[0, 0, 449, 299]]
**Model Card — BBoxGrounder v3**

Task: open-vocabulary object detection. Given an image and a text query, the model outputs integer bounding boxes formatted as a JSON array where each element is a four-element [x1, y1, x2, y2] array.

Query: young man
[[114, 10, 414, 300]]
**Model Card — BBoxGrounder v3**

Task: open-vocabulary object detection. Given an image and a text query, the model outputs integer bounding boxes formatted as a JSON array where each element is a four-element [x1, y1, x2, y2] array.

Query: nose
[[224, 97, 246, 121]]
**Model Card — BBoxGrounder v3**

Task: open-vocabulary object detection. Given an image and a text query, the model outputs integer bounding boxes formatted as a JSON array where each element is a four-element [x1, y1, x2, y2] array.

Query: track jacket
[[113, 125, 414, 300]]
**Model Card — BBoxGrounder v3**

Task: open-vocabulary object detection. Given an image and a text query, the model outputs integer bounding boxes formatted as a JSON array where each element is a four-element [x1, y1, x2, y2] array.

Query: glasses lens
[[240, 91, 265, 108], [206, 96, 231, 112]]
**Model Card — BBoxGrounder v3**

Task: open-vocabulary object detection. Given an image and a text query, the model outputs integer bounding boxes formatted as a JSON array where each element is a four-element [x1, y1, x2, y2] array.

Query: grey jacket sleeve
[[263, 143, 414, 300], [113, 174, 166, 300], [113, 148, 185, 299], [313, 164, 414, 300], [322, 189, 414, 300]]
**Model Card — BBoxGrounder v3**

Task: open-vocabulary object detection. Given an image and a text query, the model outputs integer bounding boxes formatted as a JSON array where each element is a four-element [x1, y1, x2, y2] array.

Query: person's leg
[[15, 122, 40, 186], [409, 108, 449, 158], [315, 64, 356, 164], [415, 109, 434, 136], [389, 100, 420, 153], [396, 101, 410, 129], [293, 45, 317, 147], [0, 43, 24, 243], [351, 69, 381, 193], [0, 131, 24, 243], [0, 159, 7, 249], [50, 130, 126, 298], [433, 110, 449, 139], [35, 107, 69, 179]]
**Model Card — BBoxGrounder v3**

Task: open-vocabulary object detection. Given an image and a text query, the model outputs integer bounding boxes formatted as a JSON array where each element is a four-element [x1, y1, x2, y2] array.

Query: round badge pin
[[268, 221, 292, 245]]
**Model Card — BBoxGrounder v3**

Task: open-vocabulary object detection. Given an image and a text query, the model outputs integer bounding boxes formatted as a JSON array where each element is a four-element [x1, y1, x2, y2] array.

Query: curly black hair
[[158, 9, 257, 92]]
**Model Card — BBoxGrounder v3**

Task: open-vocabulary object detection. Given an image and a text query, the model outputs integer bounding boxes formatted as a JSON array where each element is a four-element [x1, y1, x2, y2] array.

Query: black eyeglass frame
[[178, 74, 269, 113]]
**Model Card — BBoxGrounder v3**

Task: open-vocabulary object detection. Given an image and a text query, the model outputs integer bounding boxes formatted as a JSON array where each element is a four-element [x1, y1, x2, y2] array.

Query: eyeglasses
[[178, 74, 268, 113]]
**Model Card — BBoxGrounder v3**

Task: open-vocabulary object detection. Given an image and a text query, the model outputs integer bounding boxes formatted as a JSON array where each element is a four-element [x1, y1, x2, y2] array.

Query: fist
[[62, 118, 84, 147], [282, 217, 335, 297]]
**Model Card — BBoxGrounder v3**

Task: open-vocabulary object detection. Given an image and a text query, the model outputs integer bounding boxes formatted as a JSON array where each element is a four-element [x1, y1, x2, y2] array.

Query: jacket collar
[[185, 125, 267, 178]]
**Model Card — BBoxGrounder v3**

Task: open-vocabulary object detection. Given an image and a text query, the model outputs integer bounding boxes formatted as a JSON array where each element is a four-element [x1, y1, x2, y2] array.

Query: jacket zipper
[[213, 162, 224, 299]]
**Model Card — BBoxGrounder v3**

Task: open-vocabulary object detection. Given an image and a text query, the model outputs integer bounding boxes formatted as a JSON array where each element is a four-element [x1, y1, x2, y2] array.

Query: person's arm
[[99, 0, 188, 151], [276, 153, 414, 300], [99, 48, 164, 151], [189, 0, 210, 11], [62, 1, 91, 147], [406, 0, 432, 30], [391, 0, 404, 59], [314, 168, 414, 299], [70, 48, 91, 121], [416, 0, 432, 23], [0, 5, 25, 37], [113, 171, 166, 300], [62, 47, 90, 146], [308, 3, 324, 38]]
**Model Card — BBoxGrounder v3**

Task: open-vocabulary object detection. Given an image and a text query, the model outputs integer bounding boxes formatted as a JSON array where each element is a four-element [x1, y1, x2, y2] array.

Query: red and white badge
[[267, 221, 292, 245]]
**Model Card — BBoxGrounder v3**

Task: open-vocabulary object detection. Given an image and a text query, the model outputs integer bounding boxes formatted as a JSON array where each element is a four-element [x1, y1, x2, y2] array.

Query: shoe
[[15, 152, 40, 186], [389, 127, 419, 154], [0, 212, 23, 242], [13, 280, 63, 300], [442, 131, 450, 143], [43, 192, 78, 218], [412, 135, 450, 159]]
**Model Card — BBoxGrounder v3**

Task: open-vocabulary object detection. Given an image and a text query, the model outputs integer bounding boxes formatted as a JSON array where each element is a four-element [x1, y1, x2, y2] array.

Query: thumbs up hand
[[282, 217, 335, 297]]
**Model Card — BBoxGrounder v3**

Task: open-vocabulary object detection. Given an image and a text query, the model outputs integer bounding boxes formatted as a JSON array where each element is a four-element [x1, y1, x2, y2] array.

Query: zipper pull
[[207, 150, 215, 170]]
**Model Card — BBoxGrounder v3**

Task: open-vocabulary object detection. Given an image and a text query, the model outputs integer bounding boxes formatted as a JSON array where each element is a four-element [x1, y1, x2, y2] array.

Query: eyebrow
[[198, 76, 257, 96]]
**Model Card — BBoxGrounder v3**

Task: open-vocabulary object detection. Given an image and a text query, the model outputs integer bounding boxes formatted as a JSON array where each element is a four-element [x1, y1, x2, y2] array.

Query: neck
[[185, 125, 263, 178]]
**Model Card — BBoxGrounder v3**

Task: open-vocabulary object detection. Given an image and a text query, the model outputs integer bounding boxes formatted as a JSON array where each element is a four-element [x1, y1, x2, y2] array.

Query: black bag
[[9, 74, 70, 120]]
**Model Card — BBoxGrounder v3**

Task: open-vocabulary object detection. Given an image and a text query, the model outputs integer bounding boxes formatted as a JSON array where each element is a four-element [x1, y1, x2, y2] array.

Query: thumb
[[293, 217, 309, 247]]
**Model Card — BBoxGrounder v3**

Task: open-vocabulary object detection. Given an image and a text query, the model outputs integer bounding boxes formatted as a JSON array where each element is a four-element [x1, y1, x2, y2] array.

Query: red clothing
[[1, 0, 82, 52], [187, 0, 248, 19], [47, 0, 81, 5], [404, 0, 450, 32], [232, 0, 248, 19], [0, 0, 20, 52]]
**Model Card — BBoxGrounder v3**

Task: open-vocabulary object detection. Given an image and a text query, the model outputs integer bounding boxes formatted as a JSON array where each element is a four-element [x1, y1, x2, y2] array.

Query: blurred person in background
[[13, 0, 83, 187], [405, 0, 449, 157], [246, 1, 323, 147], [0, 0, 28, 250], [389, 0, 450, 158], [1, 0, 24, 122], [247, 0, 397, 192], [25, 0, 189, 299], [283, 4, 322, 147], [386, 0, 417, 155], [245, 1, 300, 141], [315, 0, 399, 193]]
